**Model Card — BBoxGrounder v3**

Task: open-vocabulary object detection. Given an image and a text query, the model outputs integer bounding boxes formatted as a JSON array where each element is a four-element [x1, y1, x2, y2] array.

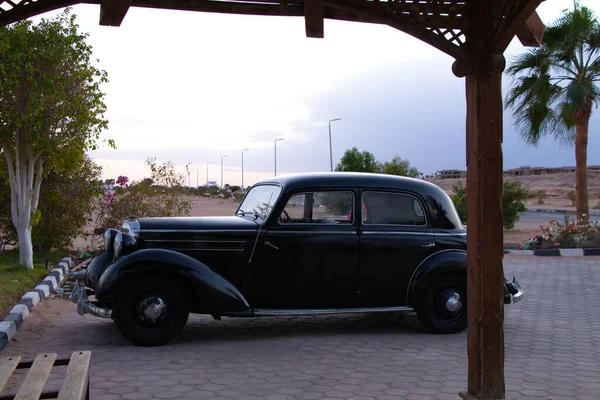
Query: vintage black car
[[72, 172, 523, 346]]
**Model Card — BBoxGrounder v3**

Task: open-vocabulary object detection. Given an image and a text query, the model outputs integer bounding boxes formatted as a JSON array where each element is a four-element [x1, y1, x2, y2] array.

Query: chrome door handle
[[422, 242, 436, 248], [264, 241, 280, 251]]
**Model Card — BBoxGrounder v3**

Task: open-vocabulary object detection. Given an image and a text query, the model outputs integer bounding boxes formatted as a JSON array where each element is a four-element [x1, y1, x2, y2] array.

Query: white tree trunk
[[2, 136, 44, 270], [17, 226, 33, 268]]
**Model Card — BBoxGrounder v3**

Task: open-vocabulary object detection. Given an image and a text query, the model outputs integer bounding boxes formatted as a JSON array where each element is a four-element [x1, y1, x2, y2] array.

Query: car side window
[[362, 192, 426, 226], [279, 191, 354, 224]]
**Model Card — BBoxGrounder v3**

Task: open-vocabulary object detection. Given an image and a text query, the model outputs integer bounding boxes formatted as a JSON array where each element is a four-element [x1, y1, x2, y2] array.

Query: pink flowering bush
[[527, 215, 600, 249], [93, 159, 191, 236]]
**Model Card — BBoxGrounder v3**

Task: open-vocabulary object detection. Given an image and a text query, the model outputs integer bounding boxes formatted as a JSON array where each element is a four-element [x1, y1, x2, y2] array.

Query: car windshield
[[237, 185, 282, 219]]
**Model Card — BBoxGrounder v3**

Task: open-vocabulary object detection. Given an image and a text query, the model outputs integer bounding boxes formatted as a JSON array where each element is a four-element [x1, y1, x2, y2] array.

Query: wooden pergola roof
[[0, 1, 544, 56], [0, 1, 546, 399]]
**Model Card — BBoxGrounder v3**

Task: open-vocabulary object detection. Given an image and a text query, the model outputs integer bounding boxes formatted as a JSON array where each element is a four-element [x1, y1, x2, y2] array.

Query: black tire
[[113, 277, 189, 346], [416, 274, 467, 334]]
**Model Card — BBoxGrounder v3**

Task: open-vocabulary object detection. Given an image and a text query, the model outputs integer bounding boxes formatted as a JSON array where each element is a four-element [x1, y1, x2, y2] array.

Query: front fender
[[407, 249, 467, 307], [95, 249, 250, 314]]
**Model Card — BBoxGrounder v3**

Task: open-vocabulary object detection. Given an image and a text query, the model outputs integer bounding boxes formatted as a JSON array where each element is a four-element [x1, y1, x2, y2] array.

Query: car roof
[[253, 172, 442, 194]]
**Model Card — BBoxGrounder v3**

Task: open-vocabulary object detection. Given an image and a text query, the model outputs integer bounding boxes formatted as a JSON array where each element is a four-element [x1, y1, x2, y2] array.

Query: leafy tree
[[0, 9, 109, 268], [382, 156, 421, 178], [450, 180, 528, 230], [505, 3, 600, 223], [0, 154, 103, 252], [335, 147, 382, 173]]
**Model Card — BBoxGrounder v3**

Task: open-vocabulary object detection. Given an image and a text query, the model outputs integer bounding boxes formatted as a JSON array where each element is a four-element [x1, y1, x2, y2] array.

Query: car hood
[[137, 216, 258, 233]]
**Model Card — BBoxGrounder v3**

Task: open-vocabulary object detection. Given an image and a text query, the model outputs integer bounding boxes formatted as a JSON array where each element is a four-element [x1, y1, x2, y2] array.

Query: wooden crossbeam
[[100, 0, 132, 26], [516, 11, 545, 46], [304, 0, 324, 38]]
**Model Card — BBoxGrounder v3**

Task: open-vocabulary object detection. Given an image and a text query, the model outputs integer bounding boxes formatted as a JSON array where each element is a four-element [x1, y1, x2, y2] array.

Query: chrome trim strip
[[140, 229, 256, 234], [405, 249, 467, 305], [268, 230, 357, 235], [159, 248, 245, 252], [143, 239, 247, 244], [362, 231, 434, 236], [228, 306, 414, 317]]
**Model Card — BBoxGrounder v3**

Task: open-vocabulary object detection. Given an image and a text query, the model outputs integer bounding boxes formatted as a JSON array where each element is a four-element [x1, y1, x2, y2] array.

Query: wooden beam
[[100, 0, 132, 26], [516, 11, 545, 46], [496, 0, 545, 51], [304, 0, 324, 38]]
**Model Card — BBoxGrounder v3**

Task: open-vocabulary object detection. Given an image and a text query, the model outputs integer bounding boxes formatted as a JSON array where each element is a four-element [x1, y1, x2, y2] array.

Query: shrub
[[32, 156, 103, 252], [529, 216, 600, 249], [450, 182, 467, 223], [450, 180, 528, 230], [94, 159, 191, 236], [536, 190, 547, 205], [567, 190, 577, 206]]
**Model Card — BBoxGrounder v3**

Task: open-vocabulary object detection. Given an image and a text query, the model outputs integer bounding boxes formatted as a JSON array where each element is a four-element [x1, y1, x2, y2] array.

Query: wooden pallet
[[0, 351, 91, 400]]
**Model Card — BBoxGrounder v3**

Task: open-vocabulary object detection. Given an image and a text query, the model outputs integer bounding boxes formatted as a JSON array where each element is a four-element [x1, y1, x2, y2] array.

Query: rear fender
[[95, 249, 250, 314], [407, 250, 467, 308]]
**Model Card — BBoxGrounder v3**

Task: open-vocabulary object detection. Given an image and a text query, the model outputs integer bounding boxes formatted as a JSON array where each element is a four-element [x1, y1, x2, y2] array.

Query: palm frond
[[506, 48, 551, 77]]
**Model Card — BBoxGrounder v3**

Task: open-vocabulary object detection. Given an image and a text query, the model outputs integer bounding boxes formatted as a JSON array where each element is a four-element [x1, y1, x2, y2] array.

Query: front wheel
[[113, 277, 189, 346], [416, 275, 467, 334]]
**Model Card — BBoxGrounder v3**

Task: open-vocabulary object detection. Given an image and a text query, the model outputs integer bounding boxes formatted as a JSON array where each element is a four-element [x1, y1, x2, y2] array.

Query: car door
[[358, 190, 437, 307], [249, 190, 359, 309]]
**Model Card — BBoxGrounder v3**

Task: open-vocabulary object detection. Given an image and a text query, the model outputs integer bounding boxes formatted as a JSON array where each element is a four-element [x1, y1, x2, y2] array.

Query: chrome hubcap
[[139, 297, 167, 323], [445, 293, 462, 312]]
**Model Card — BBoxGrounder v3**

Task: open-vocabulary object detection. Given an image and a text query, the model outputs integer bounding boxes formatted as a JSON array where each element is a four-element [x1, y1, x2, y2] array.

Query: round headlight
[[113, 232, 123, 258], [104, 228, 119, 252]]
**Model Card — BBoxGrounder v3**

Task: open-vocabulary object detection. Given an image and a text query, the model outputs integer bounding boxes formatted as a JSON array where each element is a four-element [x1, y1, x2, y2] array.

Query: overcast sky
[[31, 0, 600, 186]]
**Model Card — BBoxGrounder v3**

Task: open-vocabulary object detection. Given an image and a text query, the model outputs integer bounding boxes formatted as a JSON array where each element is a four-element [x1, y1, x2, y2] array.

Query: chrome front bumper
[[70, 280, 113, 318], [505, 276, 524, 304]]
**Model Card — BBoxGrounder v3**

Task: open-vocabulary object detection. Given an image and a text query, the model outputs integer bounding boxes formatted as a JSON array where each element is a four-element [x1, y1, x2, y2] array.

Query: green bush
[[536, 190, 547, 205], [450, 180, 528, 230]]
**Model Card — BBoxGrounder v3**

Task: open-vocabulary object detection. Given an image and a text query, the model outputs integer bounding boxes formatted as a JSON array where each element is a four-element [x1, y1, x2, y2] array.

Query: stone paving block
[[1, 257, 599, 399]]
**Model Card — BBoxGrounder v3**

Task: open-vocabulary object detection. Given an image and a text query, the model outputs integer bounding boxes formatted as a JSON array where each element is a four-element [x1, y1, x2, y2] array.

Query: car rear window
[[362, 191, 426, 226]]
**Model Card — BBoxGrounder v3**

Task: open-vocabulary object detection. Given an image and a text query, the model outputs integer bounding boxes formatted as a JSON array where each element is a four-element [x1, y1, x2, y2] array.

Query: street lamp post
[[242, 148, 249, 190], [274, 138, 284, 176], [328, 118, 341, 172], [206, 162, 212, 187], [221, 155, 228, 189]]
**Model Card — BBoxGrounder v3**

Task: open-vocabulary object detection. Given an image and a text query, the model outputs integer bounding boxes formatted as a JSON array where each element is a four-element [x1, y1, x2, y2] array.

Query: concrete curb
[[505, 248, 600, 257], [525, 207, 600, 216], [0, 257, 72, 353]]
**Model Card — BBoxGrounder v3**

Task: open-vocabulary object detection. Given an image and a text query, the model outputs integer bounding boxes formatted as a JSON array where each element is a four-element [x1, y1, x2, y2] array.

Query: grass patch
[[0, 251, 63, 320]]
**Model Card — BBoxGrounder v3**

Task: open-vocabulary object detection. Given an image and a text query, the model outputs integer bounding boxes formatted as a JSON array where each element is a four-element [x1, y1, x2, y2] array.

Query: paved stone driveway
[[2, 256, 599, 400]]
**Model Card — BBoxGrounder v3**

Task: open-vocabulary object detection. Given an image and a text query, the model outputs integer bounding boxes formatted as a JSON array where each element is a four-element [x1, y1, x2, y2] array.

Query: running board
[[223, 306, 414, 318]]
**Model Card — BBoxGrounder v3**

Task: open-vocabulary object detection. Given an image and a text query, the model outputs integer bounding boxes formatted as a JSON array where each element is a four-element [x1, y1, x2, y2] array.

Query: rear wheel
[[416, 275, 467, 334], [113, 277, 189, 346]]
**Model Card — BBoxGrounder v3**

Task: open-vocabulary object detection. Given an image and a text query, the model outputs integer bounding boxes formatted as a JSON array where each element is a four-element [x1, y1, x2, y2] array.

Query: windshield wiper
[[236, 210, 261, 219]]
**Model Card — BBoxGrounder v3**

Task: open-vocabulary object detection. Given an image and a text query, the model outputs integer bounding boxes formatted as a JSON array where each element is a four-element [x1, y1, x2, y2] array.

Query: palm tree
[[505, 3, 600, 224]]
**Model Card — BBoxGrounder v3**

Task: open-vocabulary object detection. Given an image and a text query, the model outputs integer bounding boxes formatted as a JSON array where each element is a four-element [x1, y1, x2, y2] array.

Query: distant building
[[504, 165, 600, 177], [434, 169, 467, 179], [433, 165, 600, 179]]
